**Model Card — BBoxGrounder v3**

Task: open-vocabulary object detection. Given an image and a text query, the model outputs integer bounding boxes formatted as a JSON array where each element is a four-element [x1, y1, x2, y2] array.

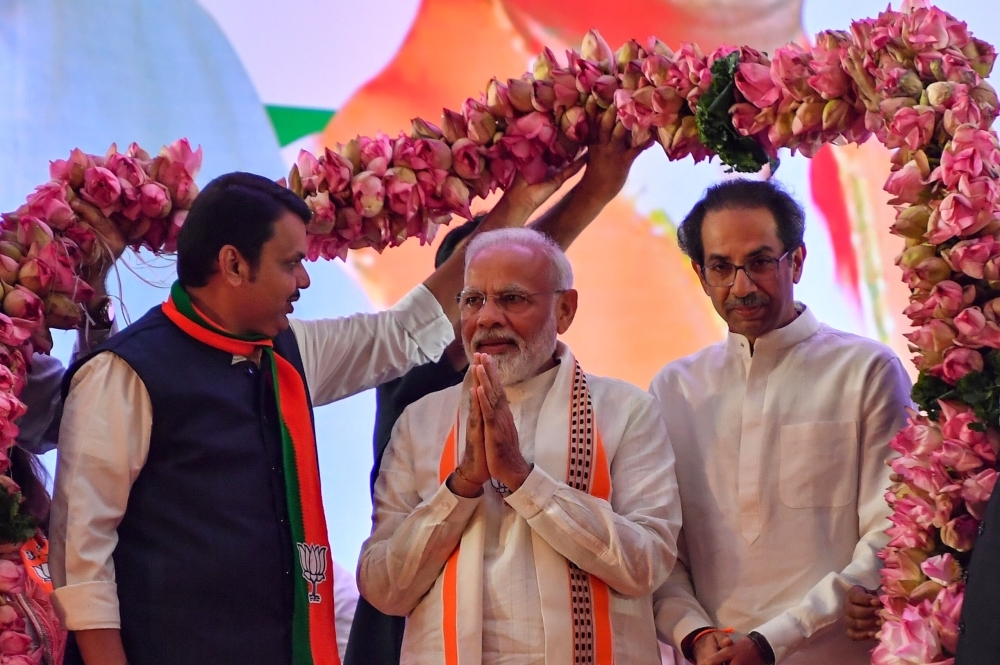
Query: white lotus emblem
[[296, 542, 329, 604]]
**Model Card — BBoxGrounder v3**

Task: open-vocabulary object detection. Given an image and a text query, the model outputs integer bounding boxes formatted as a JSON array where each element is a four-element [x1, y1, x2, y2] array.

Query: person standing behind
[[651, 179, 911, 665], [345, 112, 652, 665], [49, 162, 587, 665]]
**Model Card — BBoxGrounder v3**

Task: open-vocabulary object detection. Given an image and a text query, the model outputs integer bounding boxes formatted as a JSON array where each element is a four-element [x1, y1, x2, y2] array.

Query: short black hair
[[176, 172, 312, 287], [434, 215, 484, 268], [677, 179, 805, 265]]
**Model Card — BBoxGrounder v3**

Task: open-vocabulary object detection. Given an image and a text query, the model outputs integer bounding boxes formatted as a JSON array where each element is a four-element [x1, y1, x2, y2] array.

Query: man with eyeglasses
[[359, 227, 681, 664], [650, 179, 911, 665]]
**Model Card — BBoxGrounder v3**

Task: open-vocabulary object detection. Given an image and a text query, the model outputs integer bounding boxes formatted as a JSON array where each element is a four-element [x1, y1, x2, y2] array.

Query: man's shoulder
[[808, 323, 902, 366], [650, 340, 728, 389], [396, 382, 464, 427], [585, 372, 656, 407]]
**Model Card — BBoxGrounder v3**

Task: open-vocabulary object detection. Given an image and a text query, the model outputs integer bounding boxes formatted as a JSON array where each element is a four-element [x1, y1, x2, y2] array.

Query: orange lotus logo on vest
[[296, 542, 329, 603]]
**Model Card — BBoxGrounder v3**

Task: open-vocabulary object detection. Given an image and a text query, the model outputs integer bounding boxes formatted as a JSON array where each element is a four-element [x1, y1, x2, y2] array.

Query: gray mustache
[[725, 293, 770, 311]]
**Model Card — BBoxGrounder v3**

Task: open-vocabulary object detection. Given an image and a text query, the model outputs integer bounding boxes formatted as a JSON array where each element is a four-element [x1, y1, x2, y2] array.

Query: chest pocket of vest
[[778, 421, 859, 508]]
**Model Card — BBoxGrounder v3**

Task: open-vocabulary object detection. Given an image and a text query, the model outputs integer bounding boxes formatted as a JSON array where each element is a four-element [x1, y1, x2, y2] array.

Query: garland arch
[[2, 1, 998, 662]]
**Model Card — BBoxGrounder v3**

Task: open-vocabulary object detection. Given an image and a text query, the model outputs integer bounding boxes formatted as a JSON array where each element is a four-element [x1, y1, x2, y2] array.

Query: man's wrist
[[495, 461, 533, 493], [85, 296, 115, 330], [446, 470, 483, 498], [747, 631, 776, 665]]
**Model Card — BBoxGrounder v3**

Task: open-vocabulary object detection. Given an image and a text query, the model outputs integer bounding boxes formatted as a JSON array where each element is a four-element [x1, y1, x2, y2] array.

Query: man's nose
[[729, 267, 757, 296], [477, 296, 507, 326], [297, 266, 311, 290]]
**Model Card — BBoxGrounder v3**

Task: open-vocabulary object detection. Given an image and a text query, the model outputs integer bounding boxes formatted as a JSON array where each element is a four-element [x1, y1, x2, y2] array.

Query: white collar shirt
[[650, 305, 911, 664]]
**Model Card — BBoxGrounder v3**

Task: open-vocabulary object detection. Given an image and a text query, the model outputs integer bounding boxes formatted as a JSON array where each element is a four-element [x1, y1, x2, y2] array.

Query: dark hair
[[677, 179, 805, 265], [10, 447, 51, 534], [176, 172, 312, 287], [434, 215, 484, 268]]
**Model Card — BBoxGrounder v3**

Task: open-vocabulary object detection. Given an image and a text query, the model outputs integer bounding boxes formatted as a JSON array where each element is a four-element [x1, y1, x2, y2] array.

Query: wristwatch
[[87, 296, 115, 329]]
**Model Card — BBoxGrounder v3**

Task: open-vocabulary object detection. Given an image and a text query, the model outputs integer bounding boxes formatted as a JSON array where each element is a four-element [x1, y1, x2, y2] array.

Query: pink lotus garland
[[0, 139, 200, 658], [0, 137, 201, 455], [286, 7, 997, 660]]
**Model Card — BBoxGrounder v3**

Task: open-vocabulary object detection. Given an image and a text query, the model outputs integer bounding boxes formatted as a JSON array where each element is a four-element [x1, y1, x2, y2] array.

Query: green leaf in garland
[[911, 372, 951, 421], [0, 484, 36, 546], [694, 51, 777, 174]]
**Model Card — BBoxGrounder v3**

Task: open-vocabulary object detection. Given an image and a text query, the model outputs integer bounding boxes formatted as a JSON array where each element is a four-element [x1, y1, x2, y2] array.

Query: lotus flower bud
[[411, 118, 443, 141], [507, 78, 536, 113], [17, 258, 54, 295], [465, 103, 497, 146], [592, 75, 619, 108], [899, 70, 925, 99], [351, 171, 385, 219], [486, 79, 513, 118], [898, 244, 937, 269], [531, 80, 556, 113], [3, 285, 43, 323], [0, 257, 18, 286], [821, 99, 852, 132], [441, 109, 469, 144], [559, 106, 589, 143], [616, 40, 642, 71], [336, 139, 362, 173], [0, 243, 24, 264], [892, 205, 932, 239], [962, 38, 998, 78], [533, 48, 558, 81], [971, 81, 1000, 116], [31, 325, 53, 355], [581, 30, 614, 69], [441, 176, 472, 218], [646, 37, 673, 58], [44, 293, 82, 329], [451, 139, 485, 181], [926, 81, 956, 108]]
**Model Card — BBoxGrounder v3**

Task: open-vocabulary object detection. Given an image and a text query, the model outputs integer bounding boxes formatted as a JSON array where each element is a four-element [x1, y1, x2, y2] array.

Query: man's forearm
[[528, 180, 612, 250], [76, 629, 128, 665]]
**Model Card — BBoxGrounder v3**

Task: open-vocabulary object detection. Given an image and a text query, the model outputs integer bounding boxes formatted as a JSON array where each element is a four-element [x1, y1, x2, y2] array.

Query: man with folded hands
[[359, 227, 681, 664], [650, 179, 911, 665]]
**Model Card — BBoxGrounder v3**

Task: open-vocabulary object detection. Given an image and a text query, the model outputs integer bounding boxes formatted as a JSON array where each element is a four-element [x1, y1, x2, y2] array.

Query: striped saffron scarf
[[436, 346, 615, 664], [162, 281, 340, 665]]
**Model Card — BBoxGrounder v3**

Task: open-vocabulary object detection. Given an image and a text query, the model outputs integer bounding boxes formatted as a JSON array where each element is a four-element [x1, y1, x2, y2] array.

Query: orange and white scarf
[[436, 345, 615, 664]]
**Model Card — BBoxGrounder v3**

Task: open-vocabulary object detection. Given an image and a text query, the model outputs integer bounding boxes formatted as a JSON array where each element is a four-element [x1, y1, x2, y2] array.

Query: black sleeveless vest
[[63, 305, 315, 665]]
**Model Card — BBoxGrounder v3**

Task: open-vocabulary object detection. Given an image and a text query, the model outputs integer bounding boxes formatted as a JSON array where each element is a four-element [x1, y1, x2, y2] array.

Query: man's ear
[[555, 289, 578, 334], [218, 245, 249, 286], [791, 244, 807, 284]]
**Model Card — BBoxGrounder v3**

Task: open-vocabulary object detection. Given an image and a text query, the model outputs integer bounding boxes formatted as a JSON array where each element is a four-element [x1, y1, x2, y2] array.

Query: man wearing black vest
[[49, 162, 589, 665]]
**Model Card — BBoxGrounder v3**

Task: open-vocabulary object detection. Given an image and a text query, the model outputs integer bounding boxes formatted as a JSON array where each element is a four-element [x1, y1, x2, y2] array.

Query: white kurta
[[650, 306, 911, 664], [359, 343, 682, 665]]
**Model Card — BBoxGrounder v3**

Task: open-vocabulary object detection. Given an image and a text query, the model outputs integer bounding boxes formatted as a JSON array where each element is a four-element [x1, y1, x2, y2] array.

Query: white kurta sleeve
[[358, 410, 480, 616], [754, 357, 911, 662], [505, 391, 681, 597], [289, 284, 453, 406], [49, 352, 152, 631], [652, 529, 715, 648]]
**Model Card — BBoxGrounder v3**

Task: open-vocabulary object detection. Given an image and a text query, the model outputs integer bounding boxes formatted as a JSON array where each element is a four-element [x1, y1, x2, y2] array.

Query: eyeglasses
[[701, 250, 791, 287], [456, 289, 565, 315]]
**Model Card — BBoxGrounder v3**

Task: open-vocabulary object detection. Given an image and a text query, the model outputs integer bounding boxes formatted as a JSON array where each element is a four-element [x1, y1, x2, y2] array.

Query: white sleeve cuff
[[755, 611, 805, 663], [505, 466, 559, 519], [51, 581, 121, 631], [389, 284, 453, 363]]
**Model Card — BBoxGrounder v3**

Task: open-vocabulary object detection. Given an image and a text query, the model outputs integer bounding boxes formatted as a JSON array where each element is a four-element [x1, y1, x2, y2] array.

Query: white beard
[[467, 315, 558, 386]]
